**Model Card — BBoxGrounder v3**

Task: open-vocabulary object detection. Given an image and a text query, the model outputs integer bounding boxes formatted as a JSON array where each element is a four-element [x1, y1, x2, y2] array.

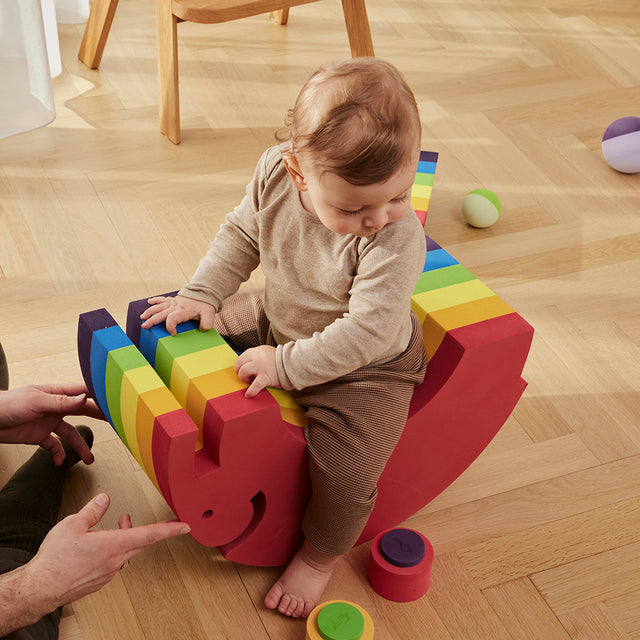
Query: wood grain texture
[[77, 0, 120, 68], [1, 0, 639, 637]]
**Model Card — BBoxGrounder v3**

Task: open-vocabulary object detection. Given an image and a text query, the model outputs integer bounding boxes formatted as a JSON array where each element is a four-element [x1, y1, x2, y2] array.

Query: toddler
[[141, 57, 428, 618]]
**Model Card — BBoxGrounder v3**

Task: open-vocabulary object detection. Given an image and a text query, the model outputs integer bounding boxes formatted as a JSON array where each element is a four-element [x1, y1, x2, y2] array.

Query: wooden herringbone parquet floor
[[1, 0, 639, 637]]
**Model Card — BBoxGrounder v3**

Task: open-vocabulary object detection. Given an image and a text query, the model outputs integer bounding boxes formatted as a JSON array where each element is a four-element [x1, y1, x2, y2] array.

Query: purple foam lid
[[602, 116, 640, 141], [380, 528, 425, 567]]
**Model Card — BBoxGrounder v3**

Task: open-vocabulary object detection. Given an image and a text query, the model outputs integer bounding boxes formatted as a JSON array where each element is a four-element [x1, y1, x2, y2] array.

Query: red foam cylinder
[[368, 528, 434, 602]]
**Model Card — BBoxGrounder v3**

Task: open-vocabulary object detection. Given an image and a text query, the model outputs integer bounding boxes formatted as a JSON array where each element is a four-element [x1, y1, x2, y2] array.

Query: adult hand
[[140, 295, 217, 336], [24, 494, 190, 613], [234, 345, 280, 398], [0, 384, 103, 465]]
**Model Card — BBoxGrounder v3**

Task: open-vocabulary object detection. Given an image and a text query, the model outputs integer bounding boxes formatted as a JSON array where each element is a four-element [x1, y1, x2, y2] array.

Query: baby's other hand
[[140, 295, 216, 336], [234, 346, 280, 398]]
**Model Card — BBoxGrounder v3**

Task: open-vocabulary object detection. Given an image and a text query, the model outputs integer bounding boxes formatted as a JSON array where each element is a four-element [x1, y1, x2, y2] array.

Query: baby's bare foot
[[264, 540, 340, 618]]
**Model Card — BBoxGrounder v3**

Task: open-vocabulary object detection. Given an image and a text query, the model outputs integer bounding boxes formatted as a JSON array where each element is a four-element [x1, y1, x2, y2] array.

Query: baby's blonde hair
[[286, 58, 421, 185]]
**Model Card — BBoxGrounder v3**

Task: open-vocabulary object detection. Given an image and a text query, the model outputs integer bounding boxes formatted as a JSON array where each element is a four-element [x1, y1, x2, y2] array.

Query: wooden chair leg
[[156, 0, 181, 144], [270, 8, 290, 24], [78, 0, 120, 68], [341, 0, 374, 58]]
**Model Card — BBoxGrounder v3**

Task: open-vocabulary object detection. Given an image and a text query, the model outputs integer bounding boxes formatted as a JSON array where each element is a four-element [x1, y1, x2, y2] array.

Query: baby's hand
[[234, 346, 280, 398], [140, 295, 216, 336]]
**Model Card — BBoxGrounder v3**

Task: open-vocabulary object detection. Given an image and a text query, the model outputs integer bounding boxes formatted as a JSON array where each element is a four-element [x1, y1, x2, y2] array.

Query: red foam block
[[368, 528, 434, 602], [358, 312, 533, 543]]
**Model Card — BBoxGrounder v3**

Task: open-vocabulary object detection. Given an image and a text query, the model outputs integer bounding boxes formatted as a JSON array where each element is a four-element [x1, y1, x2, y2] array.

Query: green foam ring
[[317, 602, 365, 640]]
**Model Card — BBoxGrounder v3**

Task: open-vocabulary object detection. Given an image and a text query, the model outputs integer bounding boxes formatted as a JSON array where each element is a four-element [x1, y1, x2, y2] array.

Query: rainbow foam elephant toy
[[77, 152, 533, 566]]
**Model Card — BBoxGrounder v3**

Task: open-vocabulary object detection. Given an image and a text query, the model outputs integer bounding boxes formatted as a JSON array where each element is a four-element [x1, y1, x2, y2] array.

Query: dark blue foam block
[[417, 160, 437, 174], [139, 324, 171, 367], [89, 325, 132, 427], [423, 248, 459, 272]]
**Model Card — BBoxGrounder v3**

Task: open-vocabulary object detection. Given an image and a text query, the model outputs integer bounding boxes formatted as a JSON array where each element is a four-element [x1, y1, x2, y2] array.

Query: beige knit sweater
[[180, 145, 426, 390]]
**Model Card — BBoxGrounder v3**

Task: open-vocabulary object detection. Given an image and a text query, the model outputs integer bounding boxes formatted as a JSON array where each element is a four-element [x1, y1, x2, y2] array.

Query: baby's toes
[[278, 593, 293, 615], [289, 597, 306, 618], [264, 582, 284, 610]]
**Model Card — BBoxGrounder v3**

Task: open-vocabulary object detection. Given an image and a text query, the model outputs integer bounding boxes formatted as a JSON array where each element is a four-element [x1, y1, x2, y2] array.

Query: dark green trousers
[[0, 342, 62, 639], [0, 343, 7, 392]]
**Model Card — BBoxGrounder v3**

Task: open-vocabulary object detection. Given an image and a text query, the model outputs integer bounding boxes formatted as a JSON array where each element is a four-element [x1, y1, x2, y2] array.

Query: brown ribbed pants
[[214, 291, 427, 555]]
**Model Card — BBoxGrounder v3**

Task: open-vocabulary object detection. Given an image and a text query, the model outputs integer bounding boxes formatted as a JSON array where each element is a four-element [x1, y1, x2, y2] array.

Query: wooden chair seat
[[172, 0, 318, 23]]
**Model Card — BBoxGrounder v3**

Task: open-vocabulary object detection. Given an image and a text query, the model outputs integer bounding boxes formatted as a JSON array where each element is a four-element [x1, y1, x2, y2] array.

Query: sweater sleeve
[[275, 213, 426, 390], [178, 151, 272, 309]]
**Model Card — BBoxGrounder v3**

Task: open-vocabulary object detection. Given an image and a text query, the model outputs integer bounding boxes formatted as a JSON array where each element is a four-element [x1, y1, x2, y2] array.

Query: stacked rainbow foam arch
[[411, 151, 437, 226]]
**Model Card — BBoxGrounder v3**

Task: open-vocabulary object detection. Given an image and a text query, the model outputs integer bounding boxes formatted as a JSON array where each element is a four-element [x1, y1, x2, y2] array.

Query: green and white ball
[[462, 189, 501, 228]]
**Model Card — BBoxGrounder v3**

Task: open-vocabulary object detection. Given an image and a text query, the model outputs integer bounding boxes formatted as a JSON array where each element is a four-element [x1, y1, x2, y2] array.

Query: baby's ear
[[282, 154, 308, 192]]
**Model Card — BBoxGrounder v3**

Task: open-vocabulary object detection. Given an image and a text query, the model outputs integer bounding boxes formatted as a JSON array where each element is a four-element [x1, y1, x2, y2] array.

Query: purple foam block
[[126, 290, 179, 348], [426, 235, 442, 252], [77, 308, 118, 401]]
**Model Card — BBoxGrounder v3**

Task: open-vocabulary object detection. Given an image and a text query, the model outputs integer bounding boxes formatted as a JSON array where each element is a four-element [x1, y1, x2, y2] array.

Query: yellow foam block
[[267, 387, 300, 410], [266, 388, 307, 428], [170, 344, 239, 407], [411, 183, 432, 199], [422, 296, 515, 359], [186, 368, 248, 428], [120, 366, 165, 466], [412, 279, 495, 319], [411, 196, 430, 211], [411, 298, 428, 324], [136, 386, 182, 489], [280, 406, 307, 428]]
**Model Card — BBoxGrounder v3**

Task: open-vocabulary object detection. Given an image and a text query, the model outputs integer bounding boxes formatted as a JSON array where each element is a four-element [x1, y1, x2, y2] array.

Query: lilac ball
[[601, 116, 640, 174]]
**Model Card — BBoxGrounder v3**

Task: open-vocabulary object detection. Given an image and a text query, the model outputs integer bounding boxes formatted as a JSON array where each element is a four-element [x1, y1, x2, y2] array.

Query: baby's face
[[299, 158, 418, 238]]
